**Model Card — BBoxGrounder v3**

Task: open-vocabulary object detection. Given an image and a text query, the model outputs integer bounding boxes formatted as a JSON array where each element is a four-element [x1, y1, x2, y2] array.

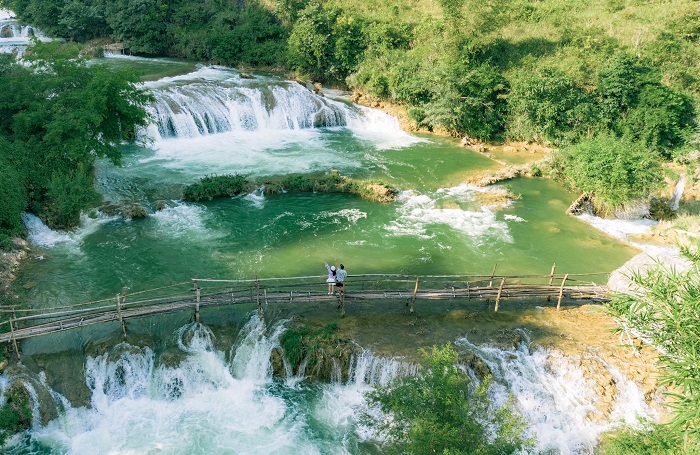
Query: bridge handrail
[[1, 271, 611, 320]]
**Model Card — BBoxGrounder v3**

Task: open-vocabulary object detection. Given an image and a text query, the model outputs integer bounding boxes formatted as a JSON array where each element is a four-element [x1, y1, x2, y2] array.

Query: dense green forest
[[1, 0, 697, 230]]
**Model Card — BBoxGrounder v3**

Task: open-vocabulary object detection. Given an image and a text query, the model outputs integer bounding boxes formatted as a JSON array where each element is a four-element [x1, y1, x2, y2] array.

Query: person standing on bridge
[[324, 263, 337, 294], [335, 263, 347, 296]]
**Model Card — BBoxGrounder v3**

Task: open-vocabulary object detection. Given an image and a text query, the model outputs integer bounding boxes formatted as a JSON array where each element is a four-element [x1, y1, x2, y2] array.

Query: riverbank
[[0, 239, 28, 306]]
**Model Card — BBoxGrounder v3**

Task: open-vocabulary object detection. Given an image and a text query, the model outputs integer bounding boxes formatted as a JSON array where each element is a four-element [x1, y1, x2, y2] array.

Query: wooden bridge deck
[[0, 271, 609, 349]]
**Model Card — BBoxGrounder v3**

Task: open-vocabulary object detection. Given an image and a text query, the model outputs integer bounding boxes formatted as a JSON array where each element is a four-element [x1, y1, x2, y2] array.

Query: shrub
[[43, 169, 100, 230], [363, 344, 532, 454], [0, 156, 26, 249], [0, 382, 32, 447], [182, 174, 249, 202], [606, 243, 700, 449], [601, 422, 692, 455], [507, 67, 597, 144], [556, 135, 663, 213]]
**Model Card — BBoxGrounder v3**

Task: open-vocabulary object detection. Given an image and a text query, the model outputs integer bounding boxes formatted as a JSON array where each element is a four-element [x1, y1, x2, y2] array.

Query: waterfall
[[0, 314, 661, 453], [145, 75, 357, 141], [0, 12, 49, 56], [671, 174, 685, 211], [347, 349, 418, 387], [455, 332, 658, 454]]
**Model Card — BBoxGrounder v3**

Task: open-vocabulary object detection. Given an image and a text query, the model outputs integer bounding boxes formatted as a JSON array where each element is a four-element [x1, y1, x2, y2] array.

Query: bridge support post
[[255, 273, 262, 319], [338, 292, 345, 317], [556, 274, 569, 310], [116, 293, 127, 339], [410, 276, 419, 313], [486, 264, 497, 305], [494, 277, 506, 312], [547, 263, 556, 302], [9, 311, 20, 361]]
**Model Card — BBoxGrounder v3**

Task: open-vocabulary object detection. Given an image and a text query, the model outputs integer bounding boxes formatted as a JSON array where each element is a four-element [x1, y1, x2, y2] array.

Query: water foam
[[21, 320, 305, 454], [576, 213, 657, 246], [151, 202, 219, 240], [22, 213, 117, 248], [456, 334, 657, 454], [140, 128, 359, 176], [386, 187, 513, 242], [136, 67, 422, 174], [5, 316, 426, 454]]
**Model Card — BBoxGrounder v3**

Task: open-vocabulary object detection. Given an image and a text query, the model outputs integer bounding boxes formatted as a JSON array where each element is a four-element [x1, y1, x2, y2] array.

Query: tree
[[619, 83, 695, 158], [363, 344, 531, 455], [423, 63, 508, 140], [507, 67, 597, 144], [104, 0, 172, 55], [606, 243, 700, 452], [554, 134, 663, 214], [596, 52, 696, 156], [0, 42, 152, 235]]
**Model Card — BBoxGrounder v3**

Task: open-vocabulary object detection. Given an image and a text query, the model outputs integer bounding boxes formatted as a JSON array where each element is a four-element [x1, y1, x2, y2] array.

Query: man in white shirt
[[336, 264, 347, 295]]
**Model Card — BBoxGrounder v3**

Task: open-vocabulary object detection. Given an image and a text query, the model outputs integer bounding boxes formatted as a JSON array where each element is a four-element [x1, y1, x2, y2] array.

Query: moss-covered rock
[[183, 171, 399, 204], [277, 322, 361, 382]]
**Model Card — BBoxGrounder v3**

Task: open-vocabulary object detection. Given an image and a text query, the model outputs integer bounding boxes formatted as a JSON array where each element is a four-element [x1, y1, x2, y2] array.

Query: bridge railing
[[0, 270, 611, 347]]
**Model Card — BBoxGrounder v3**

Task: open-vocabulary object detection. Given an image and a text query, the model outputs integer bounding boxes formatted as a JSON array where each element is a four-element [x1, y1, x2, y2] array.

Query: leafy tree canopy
[[554, 134, 663, 213], [363, 344, 531, 455], [0, 42, 151, 238]]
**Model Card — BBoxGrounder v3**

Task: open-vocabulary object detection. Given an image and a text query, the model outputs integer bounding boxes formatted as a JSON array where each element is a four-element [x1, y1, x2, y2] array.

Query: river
[[2, 56, 653, 453]]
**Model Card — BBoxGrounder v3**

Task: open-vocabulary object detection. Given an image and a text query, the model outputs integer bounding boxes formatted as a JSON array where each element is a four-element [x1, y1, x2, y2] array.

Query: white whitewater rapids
[[144, 67, 410, 142], [0, 9, 49, 56], [0, 316, 657, 454], [137, 67, 422, 176]]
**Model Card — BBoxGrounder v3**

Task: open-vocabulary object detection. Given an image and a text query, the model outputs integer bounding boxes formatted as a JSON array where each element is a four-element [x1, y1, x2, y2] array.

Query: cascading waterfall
[[0, 315, 662, 453], [671, 174, 685, 211], [146, 74, 358, 141], [2, 316, 419, 454], [456, 331, 658, 454], [0, 11, 48, 56]]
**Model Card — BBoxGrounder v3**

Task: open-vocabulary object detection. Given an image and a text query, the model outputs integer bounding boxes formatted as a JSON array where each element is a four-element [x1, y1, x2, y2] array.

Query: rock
[[120, 204, 148, 219], [239, 72, 255, 79], [567, 193, 595, 216], [459, 352, 492, 379], [270, 347, 286, 377], [100, 203, 149, 220]]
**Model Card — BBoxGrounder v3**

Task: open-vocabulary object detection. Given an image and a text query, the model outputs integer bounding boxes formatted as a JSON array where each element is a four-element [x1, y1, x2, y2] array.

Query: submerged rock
[[459, 352, 491, 379], [100, 203, 149, 220]]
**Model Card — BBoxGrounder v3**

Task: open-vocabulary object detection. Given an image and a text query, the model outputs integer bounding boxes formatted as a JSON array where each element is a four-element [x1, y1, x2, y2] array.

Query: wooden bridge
[[0, 268, 610, 358]]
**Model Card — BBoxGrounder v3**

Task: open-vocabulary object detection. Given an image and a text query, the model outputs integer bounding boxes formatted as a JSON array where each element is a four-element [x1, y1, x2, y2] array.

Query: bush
[[507, 67, 597, 144], [0, 156, 26, 248], [601, 422, 692, 455], [0, 382, 32, 447], [43, 169, 100, 229], [182, 174, 249, 202], [363, 344, 532, 454], [555, 135, 663, 213], [606, 244, 700, 448]]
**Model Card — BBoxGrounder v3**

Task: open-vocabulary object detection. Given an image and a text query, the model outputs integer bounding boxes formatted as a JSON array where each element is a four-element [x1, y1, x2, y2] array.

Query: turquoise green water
[[16, 63, 636, 309], [4, 58, 644, 455]]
